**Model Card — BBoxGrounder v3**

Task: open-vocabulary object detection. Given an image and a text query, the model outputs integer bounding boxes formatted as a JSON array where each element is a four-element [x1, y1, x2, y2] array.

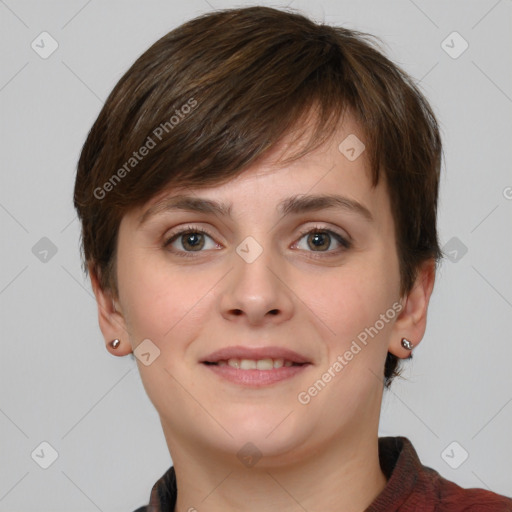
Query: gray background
[[1, 0, 511, 510]]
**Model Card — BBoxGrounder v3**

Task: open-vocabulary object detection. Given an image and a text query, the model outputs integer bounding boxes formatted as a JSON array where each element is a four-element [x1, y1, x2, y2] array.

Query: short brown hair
[[74, 6, 443, 386]]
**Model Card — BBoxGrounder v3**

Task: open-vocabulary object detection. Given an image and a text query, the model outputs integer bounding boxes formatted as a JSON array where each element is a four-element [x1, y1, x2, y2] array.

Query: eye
[[293, 227, 351, 254], [163, 226, 220, 256], [163, 225, 351, 258]]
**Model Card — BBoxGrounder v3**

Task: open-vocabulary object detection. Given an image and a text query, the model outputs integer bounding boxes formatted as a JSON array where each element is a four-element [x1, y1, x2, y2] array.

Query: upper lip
[[202, 345, 311, 364]]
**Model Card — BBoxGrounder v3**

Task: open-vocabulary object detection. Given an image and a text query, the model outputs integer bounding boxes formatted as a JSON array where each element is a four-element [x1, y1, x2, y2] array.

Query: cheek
[[304, 264, 380, 330], [117, 250, 216, 348], [297, 249, 399, 359]]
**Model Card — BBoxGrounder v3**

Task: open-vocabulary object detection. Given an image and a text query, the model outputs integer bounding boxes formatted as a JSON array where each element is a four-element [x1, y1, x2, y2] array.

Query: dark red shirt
[[133, 436, 512, 511]]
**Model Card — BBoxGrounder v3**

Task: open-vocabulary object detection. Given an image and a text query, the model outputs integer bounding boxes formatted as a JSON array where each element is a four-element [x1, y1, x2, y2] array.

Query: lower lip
[[202, 363, 310, 387]]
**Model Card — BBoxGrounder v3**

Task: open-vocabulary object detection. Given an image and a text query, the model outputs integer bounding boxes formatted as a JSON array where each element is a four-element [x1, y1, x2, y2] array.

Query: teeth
[[220, 358, 295, 370], [240, 359, 256, 370], [256, 359, 273, 370]]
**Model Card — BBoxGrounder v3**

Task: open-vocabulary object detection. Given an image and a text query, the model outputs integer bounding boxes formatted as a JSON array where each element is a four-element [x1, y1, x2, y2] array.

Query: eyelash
[[163, 225, 352, 258]]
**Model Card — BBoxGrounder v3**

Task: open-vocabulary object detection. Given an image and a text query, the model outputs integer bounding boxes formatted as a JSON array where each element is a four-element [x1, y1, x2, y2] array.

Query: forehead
[[143, 110, 379, 208], [123, 109, 392, 232]]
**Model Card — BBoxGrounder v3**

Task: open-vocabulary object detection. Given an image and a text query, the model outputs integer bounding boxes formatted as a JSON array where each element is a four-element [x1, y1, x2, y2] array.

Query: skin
[[90, 112, 435, 512]]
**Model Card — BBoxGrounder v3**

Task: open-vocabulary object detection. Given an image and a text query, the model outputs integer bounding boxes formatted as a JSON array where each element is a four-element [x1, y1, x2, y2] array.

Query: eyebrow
[[138, 193, 374, 225]]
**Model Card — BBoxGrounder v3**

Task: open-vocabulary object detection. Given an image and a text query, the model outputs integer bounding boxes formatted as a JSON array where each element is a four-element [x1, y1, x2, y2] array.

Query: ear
[[88, 263, 132, 357], [389, 259, 436, 358]]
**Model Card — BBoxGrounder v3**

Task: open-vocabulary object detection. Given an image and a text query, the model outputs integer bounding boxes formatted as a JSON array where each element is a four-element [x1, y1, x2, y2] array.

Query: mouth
[[201, 345, 312, 387], [203, 358, 307, 370], [201, 345, 311, 367]]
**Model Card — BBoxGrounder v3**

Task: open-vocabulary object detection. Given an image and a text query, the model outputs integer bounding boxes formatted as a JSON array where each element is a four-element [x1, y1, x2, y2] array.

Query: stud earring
[[110, 339, 121, 349], [401, 338, 414, 350]]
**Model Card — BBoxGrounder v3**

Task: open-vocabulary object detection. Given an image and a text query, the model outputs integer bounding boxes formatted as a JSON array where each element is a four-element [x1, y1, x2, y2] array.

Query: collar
[[138, 436, 512, 512]]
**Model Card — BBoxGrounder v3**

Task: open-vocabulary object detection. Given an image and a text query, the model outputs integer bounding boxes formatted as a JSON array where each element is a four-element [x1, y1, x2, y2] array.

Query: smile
[[204, 358, 303, 370], [202, 360, 311, 387]]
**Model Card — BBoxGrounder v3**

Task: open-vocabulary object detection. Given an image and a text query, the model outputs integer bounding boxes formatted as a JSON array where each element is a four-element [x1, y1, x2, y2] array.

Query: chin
[[218, 410, 312, 460]]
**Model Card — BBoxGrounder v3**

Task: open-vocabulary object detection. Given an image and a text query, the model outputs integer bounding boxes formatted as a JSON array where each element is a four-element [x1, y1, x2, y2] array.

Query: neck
[[167, 426, 387, 512]]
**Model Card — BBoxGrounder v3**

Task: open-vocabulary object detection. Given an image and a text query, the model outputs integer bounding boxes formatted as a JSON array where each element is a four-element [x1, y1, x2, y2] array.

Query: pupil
[[309, 232, 329, 250], [184, 233, 204, 250]]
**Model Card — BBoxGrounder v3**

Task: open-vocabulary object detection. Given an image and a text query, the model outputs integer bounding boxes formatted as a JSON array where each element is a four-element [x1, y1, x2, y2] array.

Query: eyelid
[[163, 224, 218, 246]]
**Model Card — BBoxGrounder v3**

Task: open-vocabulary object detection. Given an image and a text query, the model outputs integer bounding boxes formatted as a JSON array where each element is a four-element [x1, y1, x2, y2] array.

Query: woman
[[74, 6, 512, 511]]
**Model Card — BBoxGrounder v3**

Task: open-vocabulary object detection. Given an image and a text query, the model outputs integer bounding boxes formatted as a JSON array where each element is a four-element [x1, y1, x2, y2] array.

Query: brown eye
[[294, 227, 351, 254], [164, 227, 219, 256], [180, 232, 205, 251], [307, 231, 331, 251]]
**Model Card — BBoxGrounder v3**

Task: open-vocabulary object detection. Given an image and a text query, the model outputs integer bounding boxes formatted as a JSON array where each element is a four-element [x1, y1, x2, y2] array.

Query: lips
[[202, 345, 311, 365]]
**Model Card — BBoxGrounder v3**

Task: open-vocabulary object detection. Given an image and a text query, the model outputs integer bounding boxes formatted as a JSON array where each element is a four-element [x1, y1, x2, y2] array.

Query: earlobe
[[88, 263, 132, 356], [389, 259, 436, 358]]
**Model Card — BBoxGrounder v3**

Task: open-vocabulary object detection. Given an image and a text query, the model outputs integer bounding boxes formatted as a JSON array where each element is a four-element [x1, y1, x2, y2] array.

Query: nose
[[219, 239, 295, 326]]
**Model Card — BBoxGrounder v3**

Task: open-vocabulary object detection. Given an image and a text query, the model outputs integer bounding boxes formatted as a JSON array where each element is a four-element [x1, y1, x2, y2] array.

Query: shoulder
[[424, 464, 512, 511], [131, 465, 177, 512], [370, 437, 512, 511]]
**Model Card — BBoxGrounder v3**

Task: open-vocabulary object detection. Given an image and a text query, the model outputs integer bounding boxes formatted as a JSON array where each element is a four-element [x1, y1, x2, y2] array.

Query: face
[[106, 113, 410, 467]]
